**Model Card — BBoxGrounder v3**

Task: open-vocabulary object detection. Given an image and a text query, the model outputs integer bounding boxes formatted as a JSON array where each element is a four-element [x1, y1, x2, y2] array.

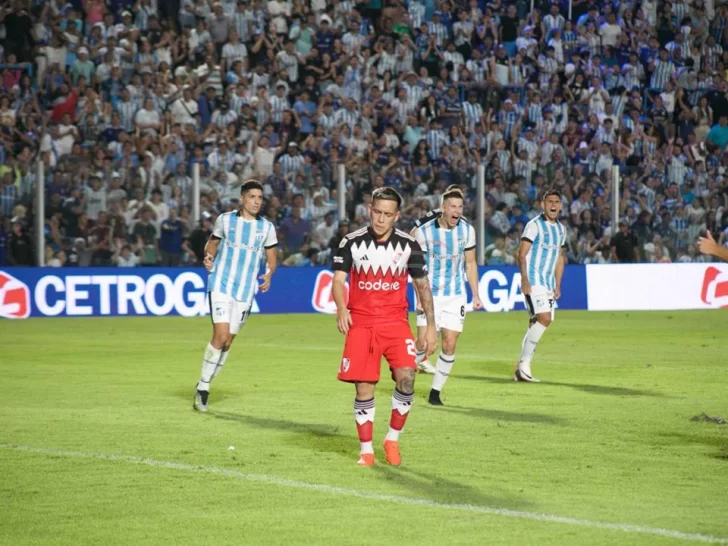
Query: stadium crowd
[[1, 0, 727, 268]]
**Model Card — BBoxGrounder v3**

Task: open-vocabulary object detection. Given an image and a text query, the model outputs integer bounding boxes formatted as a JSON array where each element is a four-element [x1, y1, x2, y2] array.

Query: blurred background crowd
[[1, 0, 728, 268]]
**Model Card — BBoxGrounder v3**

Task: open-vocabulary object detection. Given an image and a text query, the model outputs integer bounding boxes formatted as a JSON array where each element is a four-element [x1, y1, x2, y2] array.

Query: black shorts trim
[[525, 294, 535, 316], [208, 292, 214, 325]]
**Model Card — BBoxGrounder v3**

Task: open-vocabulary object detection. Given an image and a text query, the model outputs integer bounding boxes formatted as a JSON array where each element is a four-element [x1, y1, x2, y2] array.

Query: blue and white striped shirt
[[522, 215, 566, 291], [414, 214, 476, 297], [208, 212, 278, 303]]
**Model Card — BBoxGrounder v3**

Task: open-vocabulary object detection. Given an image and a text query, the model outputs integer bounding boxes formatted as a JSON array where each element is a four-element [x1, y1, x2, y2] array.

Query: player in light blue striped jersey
[[412, 187, 483, 406], [515, 189, 567, 383], [193, 180, 278, 411]]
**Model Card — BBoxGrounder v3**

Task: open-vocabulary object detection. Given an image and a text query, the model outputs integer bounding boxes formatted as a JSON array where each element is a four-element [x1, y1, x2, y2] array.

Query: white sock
[[432, 352, 455, 392], [212, 350, 229, 379], [415, 349, 427, 364], [518, 323, 547, 369], [197, 343, 221, 392]]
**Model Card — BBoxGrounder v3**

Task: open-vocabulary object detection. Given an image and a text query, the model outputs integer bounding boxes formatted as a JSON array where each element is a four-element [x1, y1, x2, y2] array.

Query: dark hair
[[542, 188, 562, 201], [371, 187, 403, 209], [442, 188, 464, 202], [240, 179, 264, 194]]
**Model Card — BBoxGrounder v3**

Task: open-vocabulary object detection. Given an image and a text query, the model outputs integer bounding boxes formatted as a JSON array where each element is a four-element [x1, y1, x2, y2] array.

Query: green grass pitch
[[1, 311, 727, 546]]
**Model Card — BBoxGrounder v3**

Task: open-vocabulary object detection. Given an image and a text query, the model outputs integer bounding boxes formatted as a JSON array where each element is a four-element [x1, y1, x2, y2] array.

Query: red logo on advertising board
[[311, 270, 348, 314], [701, 266, 728, 308], [0, 271, 31, 319]]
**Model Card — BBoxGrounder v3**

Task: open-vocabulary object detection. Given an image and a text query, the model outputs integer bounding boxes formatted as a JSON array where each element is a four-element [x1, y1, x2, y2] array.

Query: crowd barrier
[[0, 264, 725, 319]]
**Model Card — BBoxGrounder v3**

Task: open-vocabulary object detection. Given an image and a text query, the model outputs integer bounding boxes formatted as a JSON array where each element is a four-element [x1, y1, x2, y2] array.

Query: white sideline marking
[[1, 443, 726, 544]]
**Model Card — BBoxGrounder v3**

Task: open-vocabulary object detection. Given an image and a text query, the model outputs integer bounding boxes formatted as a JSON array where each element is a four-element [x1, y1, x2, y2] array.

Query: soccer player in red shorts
[[332, 187, 437, 466]]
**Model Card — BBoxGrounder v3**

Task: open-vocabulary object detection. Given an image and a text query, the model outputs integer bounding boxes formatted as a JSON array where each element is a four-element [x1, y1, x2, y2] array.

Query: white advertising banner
[[586, 263, 728, 311]]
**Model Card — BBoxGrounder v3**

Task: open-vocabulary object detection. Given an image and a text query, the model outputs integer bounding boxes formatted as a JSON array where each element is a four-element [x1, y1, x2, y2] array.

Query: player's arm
[[464, 248, 482, 309], [464, 226, 482, 309], [517, 240, 532, 294], [259, 225, 279, 292], [554, 246, 567, 299], [332, 237, 353, 334], [519, 222, 538, 294], [698, 230, 728, 263], [204, 214, 224, 271], [409, 240, 437, 355]]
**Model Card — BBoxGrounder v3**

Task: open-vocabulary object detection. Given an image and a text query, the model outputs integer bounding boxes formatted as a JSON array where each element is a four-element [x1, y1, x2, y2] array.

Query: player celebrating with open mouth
[[193, 180, 278, 411], [332, 187, 437, 466], [514, 189, 567, 382], [411, 187, 483, 405]]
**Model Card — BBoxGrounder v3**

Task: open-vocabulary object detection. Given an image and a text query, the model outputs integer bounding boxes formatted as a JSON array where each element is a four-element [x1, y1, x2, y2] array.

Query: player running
[[514, 189, 567, 383], [411, 187, 483, 406], [332, 187, 437, 467], [411, 184, 466, 375], [193, 180, 278, 411]]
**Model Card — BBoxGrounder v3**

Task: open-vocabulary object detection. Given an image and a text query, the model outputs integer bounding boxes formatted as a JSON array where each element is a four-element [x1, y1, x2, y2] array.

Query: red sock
[[387, 389, 414, 441], [354, 398, 375, 453]]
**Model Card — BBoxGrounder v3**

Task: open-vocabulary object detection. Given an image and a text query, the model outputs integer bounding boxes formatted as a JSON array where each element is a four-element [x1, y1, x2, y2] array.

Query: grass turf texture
[[0, 310, 726, 546]]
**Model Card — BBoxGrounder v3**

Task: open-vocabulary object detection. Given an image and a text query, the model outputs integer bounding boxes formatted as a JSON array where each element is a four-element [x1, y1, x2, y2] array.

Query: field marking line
[[1, 443, 726, 544]]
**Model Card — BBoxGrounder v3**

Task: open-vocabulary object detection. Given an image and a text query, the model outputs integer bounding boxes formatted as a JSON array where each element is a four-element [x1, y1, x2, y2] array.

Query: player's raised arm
[[332, 236, 353, 334], [698, 230, 728, 263]]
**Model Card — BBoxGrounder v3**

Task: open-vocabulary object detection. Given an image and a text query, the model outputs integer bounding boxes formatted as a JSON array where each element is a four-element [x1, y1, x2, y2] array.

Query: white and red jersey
[[333, 227, 428, 326]]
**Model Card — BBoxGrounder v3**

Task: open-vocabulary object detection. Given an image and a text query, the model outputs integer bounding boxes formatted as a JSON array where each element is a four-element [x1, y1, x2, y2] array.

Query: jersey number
[[405, 339, 416, 357], [241, 310, 250, 323], [460, 306, 465, 317]]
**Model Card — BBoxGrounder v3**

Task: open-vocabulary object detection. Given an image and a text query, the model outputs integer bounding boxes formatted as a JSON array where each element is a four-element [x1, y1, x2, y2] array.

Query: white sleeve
[[413, 226, 427, 251], [465, 225, 476, 250], [264, 222, 278, 248], [212, 214, 224, 238], [522, 221, 538, 243]]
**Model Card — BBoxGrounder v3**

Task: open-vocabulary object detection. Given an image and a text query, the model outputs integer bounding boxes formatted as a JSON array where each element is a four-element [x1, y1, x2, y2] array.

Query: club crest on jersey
[[392, 252, 403, 266], [340, 358, 350, 372]]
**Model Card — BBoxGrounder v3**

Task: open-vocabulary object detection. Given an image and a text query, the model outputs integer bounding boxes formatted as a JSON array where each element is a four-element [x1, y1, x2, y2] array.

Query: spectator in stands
[[7, 217, 33, 266]]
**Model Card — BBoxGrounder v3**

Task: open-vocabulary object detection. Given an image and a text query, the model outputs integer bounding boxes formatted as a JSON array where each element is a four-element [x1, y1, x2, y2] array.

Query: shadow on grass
[[211, 411, 533, 509], [659, 432, 728, 461], [370, 465, 535, 510], [430, 404, 566, 425], [458, 374, 664, 397], [173, 388, 234, 405]]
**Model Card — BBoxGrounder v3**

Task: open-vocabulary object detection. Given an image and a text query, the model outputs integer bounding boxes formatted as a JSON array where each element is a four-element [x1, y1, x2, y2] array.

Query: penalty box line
[[1, 443, 726, 544]]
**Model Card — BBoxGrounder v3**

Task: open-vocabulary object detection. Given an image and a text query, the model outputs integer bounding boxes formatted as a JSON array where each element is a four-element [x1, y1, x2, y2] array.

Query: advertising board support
[[192, 163, 201, 225], [476, 164, 486, 266], [337, 164, 347, 222], [611, 165, 620, 233], [35, 159, 45, 267]]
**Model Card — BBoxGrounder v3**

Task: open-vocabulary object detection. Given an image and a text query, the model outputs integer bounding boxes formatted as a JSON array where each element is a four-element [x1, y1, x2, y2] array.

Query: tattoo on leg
[[398, 369, 415, 394]]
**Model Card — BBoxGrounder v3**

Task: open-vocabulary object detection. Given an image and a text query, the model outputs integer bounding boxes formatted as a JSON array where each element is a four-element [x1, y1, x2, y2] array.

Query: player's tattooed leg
[[396, 368, 416, 395]]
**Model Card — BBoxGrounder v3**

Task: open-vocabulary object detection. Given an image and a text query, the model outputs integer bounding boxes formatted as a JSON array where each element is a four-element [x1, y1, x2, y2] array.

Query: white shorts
[[525, 285, 556, 320], [416, 295, 467, 333], [209, 291, 251, 335]]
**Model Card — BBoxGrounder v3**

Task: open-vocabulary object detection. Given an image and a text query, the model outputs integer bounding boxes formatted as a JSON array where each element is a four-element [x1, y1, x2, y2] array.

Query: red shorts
[[338, 321, 417, 383]]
